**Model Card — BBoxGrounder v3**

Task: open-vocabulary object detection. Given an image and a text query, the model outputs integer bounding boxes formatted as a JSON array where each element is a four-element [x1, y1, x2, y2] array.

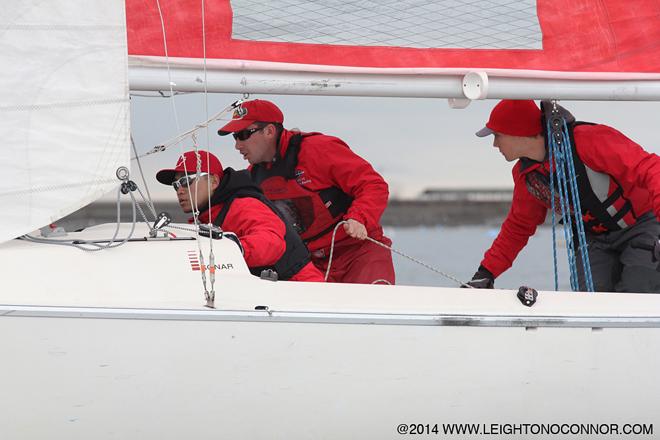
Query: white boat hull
[[2, 224, 660, 438]]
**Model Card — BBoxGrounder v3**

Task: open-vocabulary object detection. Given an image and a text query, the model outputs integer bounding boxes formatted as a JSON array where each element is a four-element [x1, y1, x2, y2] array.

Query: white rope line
[[324, 221, 347, 281], [132, 102, 241, 160], [130, 135, 157, 219], [365, 236, 473, 288], [371, 279, 392, 285], [164, 224, 200, 234], [325, 221, 472, 287], [154, 0, 182, 137], [22, 186, 137, 251], [200, 0, 217, 304], [155, 0, 209, 302]]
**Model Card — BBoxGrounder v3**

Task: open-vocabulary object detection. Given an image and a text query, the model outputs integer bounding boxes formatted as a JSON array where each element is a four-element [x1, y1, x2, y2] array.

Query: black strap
[[251, 133, 304, 184], [213, 201, 233, 227], [211, 190, 311, 280]]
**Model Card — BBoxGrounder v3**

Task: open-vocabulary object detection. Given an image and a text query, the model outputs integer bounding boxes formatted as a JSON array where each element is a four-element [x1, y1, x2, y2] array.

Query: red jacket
[[482, 124, 660, 278], [196, 198, 324, 281], [265, 129, 390, 252]]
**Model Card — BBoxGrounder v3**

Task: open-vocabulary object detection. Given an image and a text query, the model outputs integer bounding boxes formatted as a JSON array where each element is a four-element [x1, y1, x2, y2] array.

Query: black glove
[[465, 265, 495, 289]]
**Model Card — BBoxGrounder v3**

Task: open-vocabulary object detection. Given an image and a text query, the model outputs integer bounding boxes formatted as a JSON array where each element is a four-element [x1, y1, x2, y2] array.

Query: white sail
[[0, 0, 130, 242]]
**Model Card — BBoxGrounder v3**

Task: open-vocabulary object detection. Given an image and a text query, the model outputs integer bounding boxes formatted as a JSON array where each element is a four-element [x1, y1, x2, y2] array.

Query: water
[[386, 225, 571, 291]]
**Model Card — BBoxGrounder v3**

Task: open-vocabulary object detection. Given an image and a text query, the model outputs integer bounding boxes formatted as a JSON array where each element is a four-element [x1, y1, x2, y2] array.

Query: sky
[[124, 93, 660, 202]]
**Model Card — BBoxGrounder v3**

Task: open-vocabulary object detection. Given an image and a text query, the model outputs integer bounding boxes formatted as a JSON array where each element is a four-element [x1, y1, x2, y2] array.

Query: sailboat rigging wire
[[154, 0, 212, 304], [186, 133, 214, 303], [135, 186, 158, 221], [325, 221, 472, 287], [130, 135, 157, 218], [200, 0, 216, 304], [129, 190, 158, 231], [154, 0, 182, 138], [22, 186, 137, 251], [131, 103, 241, 160]]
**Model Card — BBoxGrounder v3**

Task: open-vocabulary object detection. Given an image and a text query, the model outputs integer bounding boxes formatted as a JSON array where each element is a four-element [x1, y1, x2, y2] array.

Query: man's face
[[234, 123, 278, 165], [492, 133, 540, 162], [173, 172, 218, 213]]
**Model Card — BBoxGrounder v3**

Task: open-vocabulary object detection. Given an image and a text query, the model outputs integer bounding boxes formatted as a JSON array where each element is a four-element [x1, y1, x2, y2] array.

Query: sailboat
[[2, 1, 660, 438]]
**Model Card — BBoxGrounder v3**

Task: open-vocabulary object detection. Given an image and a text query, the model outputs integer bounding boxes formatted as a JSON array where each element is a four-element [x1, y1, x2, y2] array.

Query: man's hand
[[465, 265, 495, 289], [343, 218, 368, 240]]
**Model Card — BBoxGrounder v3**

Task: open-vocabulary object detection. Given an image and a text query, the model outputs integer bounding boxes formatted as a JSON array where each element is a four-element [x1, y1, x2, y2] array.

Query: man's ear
[[211, 174, 221, 190], [264, 123, 277, 138]]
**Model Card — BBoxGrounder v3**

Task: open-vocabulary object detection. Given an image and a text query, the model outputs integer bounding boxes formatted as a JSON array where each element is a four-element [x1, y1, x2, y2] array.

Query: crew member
[[218, 100, 395, 284], [157, 150, 324, 282], [468, 100, 660, 292]]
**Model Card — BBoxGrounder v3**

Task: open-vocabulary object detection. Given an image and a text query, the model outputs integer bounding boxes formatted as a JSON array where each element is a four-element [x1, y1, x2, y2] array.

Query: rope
[[129, 190, 156, 230], [549, 132, 559, 291], [199, 0, 218, 306], [132, 103, 243, 160], [154, 0, 214, 305], [154, 0, 182, 138], [137, 2, 244, 305], [22, 186, 137, 251], [325, 221, 472, 287], [547, 103, 594, 292], [130, 135, 157, 219], [134, 186, 158, 221], [561, 121, 594, 291]]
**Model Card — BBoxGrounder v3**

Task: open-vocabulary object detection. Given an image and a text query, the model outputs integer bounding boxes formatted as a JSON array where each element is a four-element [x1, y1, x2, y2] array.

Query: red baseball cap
[[156, 150, 223, 185], [475, 100, 542, 137], [217, 99, 284, 136]]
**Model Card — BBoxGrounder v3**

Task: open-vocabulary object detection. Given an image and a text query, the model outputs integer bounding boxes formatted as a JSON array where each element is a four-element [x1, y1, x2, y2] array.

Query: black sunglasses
[[233, 125, 266, 141]]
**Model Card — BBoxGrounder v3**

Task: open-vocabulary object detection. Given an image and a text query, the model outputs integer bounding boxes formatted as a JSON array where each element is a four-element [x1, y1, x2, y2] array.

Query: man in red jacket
[[217, 99, 395, 285], [157, 150, 324, 282], [469, 99, 660, 292]]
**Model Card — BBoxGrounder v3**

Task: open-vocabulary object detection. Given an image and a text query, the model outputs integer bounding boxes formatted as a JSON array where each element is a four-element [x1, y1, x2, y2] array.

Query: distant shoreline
[[56, 199, 513, 231]]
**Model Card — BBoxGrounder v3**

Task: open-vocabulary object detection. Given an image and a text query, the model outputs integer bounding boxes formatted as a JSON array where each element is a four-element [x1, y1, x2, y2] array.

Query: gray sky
[[124, 94, 660, 202]]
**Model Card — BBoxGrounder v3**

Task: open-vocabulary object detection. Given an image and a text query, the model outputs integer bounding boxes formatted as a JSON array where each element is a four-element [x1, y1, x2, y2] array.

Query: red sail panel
[[126, 0, 660, 75]]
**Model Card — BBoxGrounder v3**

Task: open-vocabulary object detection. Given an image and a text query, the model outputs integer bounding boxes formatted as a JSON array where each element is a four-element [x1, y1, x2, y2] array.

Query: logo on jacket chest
[[295, 168, 312, 186]]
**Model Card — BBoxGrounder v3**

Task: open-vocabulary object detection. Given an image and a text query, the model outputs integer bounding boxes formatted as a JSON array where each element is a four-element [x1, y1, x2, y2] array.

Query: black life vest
[[209, 168, 311, 280], [523, 119, 636, 234], [250, 133, 353, 243]]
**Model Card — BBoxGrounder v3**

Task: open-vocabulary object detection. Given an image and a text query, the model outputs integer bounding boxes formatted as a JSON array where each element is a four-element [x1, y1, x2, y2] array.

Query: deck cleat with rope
[[149, 212, 172, 238], [152, 212, 171, 230]]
